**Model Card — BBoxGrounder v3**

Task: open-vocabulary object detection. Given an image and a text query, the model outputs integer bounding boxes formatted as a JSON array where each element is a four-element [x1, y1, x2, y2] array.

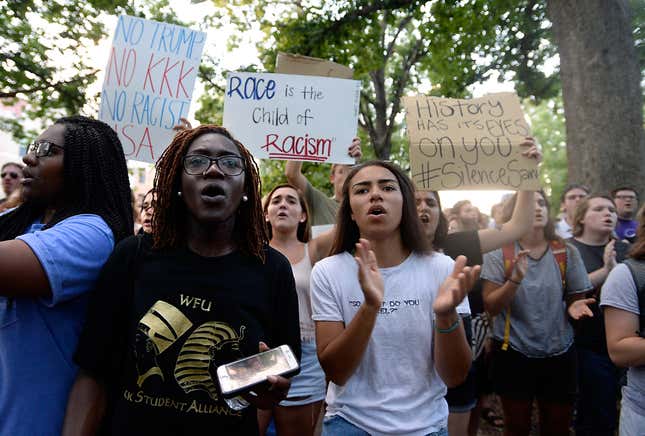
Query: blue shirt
[[615, 217, 638, 241], [0, 214, 114, 435]]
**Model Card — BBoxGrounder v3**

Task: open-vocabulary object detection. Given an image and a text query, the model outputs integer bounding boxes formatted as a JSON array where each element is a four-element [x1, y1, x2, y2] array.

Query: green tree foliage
[[0, 0, 193, 143], [211, 0, 560, 162], [0, 0, 129, 140]]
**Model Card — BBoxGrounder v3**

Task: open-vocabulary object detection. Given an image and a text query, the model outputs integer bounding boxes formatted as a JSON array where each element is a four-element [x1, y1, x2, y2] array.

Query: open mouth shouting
[[200, 184, 226, 203], [368, 205, 386, 217]]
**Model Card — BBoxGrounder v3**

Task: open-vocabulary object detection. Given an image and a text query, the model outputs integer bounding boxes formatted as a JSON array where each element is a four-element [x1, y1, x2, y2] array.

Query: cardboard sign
[[98, 15, 206, 164], [223, 71, 360, 164], [275, 52, 354, 79], [403, 92, 540, 190]]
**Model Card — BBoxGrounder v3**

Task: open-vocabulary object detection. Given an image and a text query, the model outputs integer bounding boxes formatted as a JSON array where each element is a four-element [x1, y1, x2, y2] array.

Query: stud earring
[[177, 191, 182, 197], [242, 195, 248, 202]]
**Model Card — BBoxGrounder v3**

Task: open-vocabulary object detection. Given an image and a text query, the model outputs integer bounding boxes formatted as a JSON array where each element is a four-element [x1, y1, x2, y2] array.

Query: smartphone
[[216, 345, 300, 399]]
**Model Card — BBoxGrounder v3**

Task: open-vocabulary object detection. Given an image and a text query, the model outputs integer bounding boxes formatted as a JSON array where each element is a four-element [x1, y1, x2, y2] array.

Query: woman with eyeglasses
[[311, 160, 479, 436], [64, 125, 301, 436], [0, 116, 133, 435]]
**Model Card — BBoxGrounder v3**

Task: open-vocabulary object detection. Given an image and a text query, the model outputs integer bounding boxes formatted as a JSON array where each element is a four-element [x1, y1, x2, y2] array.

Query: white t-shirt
[[556, 219, 573, 239], [311, 251, 468, 435]]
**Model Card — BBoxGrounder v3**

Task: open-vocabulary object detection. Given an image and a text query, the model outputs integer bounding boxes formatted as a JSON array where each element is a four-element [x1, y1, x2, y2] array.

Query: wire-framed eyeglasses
[[182, 154, 245, 176]]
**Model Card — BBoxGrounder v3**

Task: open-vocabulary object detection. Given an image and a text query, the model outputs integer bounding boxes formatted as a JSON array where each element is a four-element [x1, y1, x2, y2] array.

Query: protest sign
[[275, 52, 354, 79], [98, 15, 206, 164], [223, 72, 360, 164], [403, 92, 540, 190]]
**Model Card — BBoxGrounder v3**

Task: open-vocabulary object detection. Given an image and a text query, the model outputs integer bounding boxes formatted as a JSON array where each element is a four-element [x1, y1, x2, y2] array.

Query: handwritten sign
[[223, 72, 360, 164], [403, 92, 540, 190], [98, 15, 206, 164], [275, 52, 354, 79]]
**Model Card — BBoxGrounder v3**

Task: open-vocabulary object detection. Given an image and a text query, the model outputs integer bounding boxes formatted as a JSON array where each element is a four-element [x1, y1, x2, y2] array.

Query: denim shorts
[[323, 415, 448, 436]]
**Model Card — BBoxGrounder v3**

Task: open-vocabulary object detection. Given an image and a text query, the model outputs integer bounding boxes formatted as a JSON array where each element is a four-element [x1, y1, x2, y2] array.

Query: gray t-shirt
[[304, 182, 338, 226], [481, 242, 592, 357], [600, 263, 645, 416]]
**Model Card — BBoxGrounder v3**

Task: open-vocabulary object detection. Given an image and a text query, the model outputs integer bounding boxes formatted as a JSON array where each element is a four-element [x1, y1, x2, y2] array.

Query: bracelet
[[508, 278, 521, 286], [435, 318, 460, 334]]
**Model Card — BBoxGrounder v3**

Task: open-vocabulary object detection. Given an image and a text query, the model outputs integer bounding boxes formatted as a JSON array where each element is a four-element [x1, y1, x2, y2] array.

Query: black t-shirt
[[568, 237, 629, 354], [75, 235, 301, 436], [442, 231, 484, 315]]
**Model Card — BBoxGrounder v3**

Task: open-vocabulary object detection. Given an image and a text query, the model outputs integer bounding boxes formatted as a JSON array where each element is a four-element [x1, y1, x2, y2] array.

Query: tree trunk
[[547, 0, 644, 193]]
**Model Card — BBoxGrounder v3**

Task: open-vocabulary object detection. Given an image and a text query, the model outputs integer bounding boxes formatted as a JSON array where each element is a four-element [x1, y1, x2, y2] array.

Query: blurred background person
[[138, 189, 156, 235], [612, 187, 639, 242], [556, 183, 590, 238], [569, 195, 629, 435], [0, 162, 23, 204]]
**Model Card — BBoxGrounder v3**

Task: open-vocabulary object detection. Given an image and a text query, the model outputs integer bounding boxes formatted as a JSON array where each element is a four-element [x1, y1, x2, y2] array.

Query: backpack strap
[[501, 243, 516, 351], [622, 258, 645, 337], [550, 240, 567, 292]]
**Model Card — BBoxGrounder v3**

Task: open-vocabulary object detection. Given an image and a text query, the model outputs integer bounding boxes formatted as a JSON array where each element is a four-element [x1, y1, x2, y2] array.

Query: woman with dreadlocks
[[0, 116, 132, 435], [65, 125, 300, 435]]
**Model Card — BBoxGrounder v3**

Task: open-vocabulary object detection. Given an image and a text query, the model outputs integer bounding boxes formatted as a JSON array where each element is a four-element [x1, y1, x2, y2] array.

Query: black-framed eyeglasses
[[27, 141, 64, 158], [183, 154, 245, 176], [1, 171, 19, 179]]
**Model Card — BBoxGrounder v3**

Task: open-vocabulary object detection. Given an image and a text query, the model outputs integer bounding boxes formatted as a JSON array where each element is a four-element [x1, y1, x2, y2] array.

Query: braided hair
[[152, 125, 268, 262], [0, 116, 133, 242]]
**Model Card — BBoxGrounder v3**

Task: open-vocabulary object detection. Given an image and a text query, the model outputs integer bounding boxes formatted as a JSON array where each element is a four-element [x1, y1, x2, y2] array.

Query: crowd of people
[[0, 116, 643, 436]]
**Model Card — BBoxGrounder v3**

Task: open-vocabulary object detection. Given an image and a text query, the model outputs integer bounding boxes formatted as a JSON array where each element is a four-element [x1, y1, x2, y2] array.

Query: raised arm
[[478, 190, 534, 253], [477, 137, 540, 253], [285, 137, 362, 194], [62, 371, 107, 436], [315, 239, 382, 386], [284, 160, 309, 193]]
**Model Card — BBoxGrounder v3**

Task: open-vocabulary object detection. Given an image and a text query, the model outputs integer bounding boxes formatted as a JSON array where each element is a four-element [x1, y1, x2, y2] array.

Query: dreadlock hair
[[0, 116, 133, 242], [152, 125, 268, 262], [330, 160, 431, 256]]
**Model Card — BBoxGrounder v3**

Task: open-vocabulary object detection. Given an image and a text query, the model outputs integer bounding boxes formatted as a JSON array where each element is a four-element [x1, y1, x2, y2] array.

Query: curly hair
[[152, 125, 268, 262], [0, 116, 132, 242]]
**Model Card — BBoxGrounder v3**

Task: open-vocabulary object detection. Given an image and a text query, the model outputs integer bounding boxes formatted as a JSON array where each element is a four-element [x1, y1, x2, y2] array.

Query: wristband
[[435, 318, 460, 334], [508, 278, 521, 286]]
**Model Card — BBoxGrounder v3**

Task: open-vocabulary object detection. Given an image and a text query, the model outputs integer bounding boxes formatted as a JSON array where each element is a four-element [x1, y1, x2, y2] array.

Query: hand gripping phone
[[216, 345, 300, 399]]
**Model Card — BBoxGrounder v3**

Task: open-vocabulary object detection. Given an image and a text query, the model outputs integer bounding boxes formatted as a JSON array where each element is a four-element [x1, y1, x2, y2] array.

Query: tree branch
[[385, 12, 414, 60]]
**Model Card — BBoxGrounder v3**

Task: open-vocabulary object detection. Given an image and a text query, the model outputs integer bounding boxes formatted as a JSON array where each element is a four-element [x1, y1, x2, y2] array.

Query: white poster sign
[[223, 72, 360, 164], [99, 15, 206, 163]]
